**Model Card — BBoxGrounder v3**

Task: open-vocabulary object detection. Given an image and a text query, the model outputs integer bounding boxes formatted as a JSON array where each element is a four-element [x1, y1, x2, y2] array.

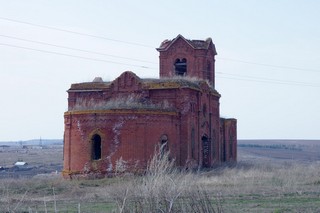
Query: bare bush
[[108, 150, 221, 213]]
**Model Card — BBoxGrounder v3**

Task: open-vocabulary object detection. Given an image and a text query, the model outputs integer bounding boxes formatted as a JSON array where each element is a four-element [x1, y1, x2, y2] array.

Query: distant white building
[[14, 161, 28, 166]]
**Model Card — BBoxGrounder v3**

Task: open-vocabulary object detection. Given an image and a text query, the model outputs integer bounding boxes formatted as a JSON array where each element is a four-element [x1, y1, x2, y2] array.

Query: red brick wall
[[63, 36, 237, 178], [158, 36, 216, 87], [220, 118, 237, 162], [63, 110, 180, 177], [63, 83, 226, 177]]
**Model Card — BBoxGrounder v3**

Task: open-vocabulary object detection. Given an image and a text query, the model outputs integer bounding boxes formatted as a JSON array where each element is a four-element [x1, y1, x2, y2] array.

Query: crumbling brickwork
[[63, 35, 237, 178]]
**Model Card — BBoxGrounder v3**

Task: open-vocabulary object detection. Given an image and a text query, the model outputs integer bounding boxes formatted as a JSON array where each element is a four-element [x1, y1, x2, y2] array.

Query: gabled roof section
[[157, 34, 217, 55], [111, 71, 142, 92]]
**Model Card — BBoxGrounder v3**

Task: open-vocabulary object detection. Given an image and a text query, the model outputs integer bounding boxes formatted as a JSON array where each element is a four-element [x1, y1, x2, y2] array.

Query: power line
[[218, 57, 320, 73], [0, 17, 155, 48], [0, 42, 157, 69], [1, 41, 319, 87], [216, 74, 320, 87], [1, 41, 318, 87], [0, 34, 157, 64], [1, 17, 319, 74], [217, 72, 320, 86]]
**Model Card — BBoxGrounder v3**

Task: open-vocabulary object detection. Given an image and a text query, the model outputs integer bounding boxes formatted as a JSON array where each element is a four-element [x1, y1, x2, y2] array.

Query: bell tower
[[157, 35, 217, 88]]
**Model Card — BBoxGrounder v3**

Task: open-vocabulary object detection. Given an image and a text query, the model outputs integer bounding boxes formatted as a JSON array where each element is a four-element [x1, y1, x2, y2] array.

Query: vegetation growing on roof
[[69, 82, 111, 90], [145, 76, 217, 92], [71, 94, 176, 112]]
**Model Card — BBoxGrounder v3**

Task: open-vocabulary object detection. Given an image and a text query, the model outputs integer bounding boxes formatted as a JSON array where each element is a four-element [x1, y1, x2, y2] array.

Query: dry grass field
[[0, 140, 320, 212], [0, 144, 62, 179]]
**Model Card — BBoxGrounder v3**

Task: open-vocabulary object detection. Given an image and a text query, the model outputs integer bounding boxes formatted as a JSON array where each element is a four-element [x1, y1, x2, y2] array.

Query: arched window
[[206, 61, 211, 81], [174, 58, 187, 76], [202, 135, 210, 168], [202, 104, 207, 117], [91, 134, 102, 160], [160, 134, 168, 157]]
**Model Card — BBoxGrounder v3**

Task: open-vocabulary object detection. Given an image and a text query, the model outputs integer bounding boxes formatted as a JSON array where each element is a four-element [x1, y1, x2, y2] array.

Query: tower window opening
[[91, 134, 102, 160], [174, 58, 187, 76], [206, 62, 211, 81]]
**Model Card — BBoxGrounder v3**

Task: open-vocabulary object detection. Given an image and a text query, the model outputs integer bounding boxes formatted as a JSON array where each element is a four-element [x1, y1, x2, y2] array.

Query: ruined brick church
[[63, 35, 237, 178]]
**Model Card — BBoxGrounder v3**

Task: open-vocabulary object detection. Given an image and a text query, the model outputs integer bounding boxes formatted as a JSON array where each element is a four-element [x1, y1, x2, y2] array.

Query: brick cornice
[[65, 109, 178, 116]]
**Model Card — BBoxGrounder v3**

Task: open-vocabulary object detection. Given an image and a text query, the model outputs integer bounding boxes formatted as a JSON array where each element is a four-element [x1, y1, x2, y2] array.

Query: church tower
[[157, 35, 217, 88]]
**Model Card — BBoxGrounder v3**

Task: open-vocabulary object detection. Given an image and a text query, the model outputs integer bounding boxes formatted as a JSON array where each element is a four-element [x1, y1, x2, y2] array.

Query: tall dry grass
[[197, 160, 320, 197], [1, 155, 320, 212], [108, 150, 222, 213]]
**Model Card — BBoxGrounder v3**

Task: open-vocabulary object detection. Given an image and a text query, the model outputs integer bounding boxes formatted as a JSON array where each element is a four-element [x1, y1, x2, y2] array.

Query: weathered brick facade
[[63, 35, 237, 178]]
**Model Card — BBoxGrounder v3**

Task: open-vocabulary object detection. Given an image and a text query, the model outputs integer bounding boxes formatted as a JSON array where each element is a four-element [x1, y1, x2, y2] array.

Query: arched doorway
[[202, 135, 210, 168], [160, 134, 168, 158]]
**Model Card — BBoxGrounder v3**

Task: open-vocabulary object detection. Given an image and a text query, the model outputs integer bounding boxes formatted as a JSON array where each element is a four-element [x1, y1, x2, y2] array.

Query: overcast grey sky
[[0, 0, 319, 141]]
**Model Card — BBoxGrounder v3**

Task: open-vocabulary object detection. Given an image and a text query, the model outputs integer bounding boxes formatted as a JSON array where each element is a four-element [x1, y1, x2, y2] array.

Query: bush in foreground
[[108, 150, 222, 213]]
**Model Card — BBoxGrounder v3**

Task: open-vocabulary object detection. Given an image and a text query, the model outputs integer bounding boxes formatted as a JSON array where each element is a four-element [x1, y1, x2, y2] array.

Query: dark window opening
[[212, 129, 216, 159], [191, 128, 195, 158], [92, 134, 102, 160], [160, 135, 168, 157], [174, 58, 187, 76], [203, 104, 207, 117], [206, 62, 211, 81], [202, 135, 210, 168]]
